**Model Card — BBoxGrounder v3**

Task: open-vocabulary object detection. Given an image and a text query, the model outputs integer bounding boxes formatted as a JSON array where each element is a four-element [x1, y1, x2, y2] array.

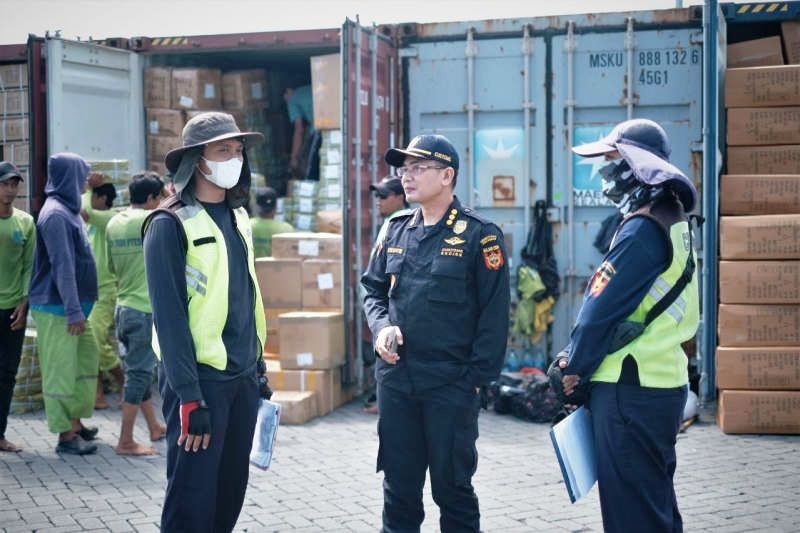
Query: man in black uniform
[[361, 134, 510, 533]]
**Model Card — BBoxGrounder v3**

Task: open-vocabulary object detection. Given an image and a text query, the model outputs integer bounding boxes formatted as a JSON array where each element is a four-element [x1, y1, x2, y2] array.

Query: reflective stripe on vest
[[152, 205, 267, 370], [591, 219, 699, 388]]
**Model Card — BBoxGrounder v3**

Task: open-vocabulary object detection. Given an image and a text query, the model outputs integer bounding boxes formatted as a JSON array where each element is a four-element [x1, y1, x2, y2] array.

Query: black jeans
[[0, 307, 26, 439]]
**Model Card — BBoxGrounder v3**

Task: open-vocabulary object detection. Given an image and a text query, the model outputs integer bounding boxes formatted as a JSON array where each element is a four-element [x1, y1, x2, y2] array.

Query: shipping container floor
[[1, 392, 798, 532]]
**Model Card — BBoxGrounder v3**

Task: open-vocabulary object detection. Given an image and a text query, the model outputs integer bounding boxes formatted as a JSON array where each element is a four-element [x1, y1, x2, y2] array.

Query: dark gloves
[[180, 401, 211, 439], [547, 357, 588, 407], [256, 358, 273, 400], [478, 386, 490, 410]]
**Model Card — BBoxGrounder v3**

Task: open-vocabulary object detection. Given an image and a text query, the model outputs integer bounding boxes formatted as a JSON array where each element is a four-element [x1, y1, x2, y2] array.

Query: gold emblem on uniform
[[444, 236, 466, 246], [387, 247, 404, 254], [453, 220, 467, 235]]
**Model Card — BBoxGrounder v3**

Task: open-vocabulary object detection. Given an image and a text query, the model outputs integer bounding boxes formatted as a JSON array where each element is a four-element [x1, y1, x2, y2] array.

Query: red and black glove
[[179, 400, 211, 439]]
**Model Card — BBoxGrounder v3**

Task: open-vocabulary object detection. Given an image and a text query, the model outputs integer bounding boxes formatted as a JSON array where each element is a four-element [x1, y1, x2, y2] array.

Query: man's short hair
[[256, 187, 278, 214], [92, 183, 117, 208], [129, 172, 164, 205]]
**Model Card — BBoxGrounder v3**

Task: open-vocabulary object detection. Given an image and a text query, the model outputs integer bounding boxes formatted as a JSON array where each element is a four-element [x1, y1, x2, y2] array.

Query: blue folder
[[549, 406, 598, 503]]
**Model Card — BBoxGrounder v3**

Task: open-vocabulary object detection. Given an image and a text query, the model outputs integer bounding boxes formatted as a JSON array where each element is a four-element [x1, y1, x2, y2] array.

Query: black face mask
[[598, 159, 637, 205]]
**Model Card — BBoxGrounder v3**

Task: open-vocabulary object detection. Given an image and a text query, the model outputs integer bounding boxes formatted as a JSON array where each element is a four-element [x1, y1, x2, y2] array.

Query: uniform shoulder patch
[[482, 244, 504, 270], [588, 260, 616, 297]]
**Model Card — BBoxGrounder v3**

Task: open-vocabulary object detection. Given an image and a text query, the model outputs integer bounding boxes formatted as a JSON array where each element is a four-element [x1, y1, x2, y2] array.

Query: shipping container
[[5, 2, 798, 404]]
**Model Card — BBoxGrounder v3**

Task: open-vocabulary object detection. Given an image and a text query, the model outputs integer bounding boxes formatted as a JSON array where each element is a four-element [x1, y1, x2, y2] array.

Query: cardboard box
[[782, 21, 800, 65], [279, 311, 345, 370], [725, 66, 800, 108], [727, 145, 800, 174], [255, 258, 302, 308], [720, 215, 800, 259], [0, 89, 28, 115], [146, 135, 181, 163], [718, 390, 800, 434], [727, 107, 800, 146], [271, 232, 342, 260], [726, 36, 784, 69], [316, 209, 342, 234], [147, 160, 167, 177], [720, 175, 800, 215], [720, 261, 800, 304], [146, 108, 185, 137], [271, 390, 316, 425], [222, 69, 268, 109], [1, 142, 28, 166], [267, 364, 342, 416], [716, 347, 800, 389], [718, 304, 800, 346], [144, 67, 171, 108], [263, 307, 298, 354], [171, 68, 222, 110], [302, 259, 342, 310], [0, 117, 27, 142], [0, 63, 28, 90], [311, 54, 341, 130]]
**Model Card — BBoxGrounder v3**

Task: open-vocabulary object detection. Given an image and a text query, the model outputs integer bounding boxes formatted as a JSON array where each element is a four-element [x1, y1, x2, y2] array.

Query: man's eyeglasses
[[396, 164, 446, 178]]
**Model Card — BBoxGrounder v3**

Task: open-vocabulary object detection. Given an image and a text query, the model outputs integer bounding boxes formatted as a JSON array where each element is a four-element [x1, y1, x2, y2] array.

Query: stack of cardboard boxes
[[0, 63, 30, 212], [255, 232, 347, 424], [718, 31, 800, 434], [88, 159, 131, 207], [311, 53, 343, 234]]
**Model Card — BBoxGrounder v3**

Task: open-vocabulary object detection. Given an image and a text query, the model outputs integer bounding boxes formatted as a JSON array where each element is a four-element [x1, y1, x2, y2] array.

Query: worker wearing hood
[[142, 112, 271, 532], [29, 152, 100, 455]]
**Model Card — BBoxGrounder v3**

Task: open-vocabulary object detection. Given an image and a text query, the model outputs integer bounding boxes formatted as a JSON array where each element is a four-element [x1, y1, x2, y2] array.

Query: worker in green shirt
[[0, 162, 35, 453], [107, 172, 167, 455], [81, 178, 124, 409], [250, 188, 294, 257]]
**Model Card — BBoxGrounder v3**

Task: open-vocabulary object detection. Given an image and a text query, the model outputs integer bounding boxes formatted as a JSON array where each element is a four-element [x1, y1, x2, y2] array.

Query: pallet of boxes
[[0, 63, 30, 212], [255, 232, 350, 424], [718, 29, 800, 435]]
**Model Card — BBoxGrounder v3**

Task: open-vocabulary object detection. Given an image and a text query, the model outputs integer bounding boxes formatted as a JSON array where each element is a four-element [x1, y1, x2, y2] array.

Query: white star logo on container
[[576, 134, 611, 181], [483, 138, 519, 160]]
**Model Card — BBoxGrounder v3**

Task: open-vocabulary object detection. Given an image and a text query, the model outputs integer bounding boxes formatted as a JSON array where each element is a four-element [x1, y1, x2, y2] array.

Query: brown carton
[[271, 390, 316, 425], [718, 390, 800, 434], [0, 117, 28, 142], [727, 107, 800, 146], [0, 142, 28, 166], [720, 175, 800, 215], [726, 36, 784, 69], [716, 347, 800, 389], [144, 67, 171, 108], [720, 215, 800, 259], [718, 304, 800, 346], [727, 145, 800, 174], [0, 89, 28, 115], [725, 66, 800, 108], [263, 307, 298, 354], [0, 63, 27, 90], [719, 261, 800, 304], [254, 258, 302, 308], [171, 68, 222, 110], [266, 363, 342, 416], [302, 259, 342, 310], [147, 160, 167, 177], [278, 311, 345, 370], [146, 135, 181, 163], [781, 21, 800, 65], [311, 54, 341, 130], [146, 108, 185, 137], [222, 70, 268, 109], [316, 209, 342, 234], [271, 232, 342, 260]]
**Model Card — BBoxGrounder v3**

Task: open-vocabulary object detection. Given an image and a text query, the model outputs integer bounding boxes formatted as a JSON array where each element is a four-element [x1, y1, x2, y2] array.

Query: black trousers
[[0, 307, 25, 440], [590, 382, 687, 533], [377, 381, 481, 533], [159, 366, 259, 533]]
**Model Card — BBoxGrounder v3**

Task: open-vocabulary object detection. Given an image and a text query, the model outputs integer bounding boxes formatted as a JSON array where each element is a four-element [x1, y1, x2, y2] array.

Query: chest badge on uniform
[[444, 236, 466, 246], [453, 220, 467, 235], [482, 245, 504, 270], [588, 260, 616, 297]]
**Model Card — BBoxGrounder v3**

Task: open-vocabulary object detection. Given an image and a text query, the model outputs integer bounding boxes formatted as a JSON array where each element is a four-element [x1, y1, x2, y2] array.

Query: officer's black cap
[[385, 134, 459, 171], [370, 177, 404, 198]]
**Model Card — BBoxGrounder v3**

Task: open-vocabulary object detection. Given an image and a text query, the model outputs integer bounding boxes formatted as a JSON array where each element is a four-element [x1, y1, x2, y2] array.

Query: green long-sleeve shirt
[[250, 217, 295, 257], [0, 207, 35, 309], [82, 191, 119, 292]]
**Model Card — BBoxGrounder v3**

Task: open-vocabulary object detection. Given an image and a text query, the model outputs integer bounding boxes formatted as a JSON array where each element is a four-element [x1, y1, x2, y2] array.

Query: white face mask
[[199, 157, 243, 189]]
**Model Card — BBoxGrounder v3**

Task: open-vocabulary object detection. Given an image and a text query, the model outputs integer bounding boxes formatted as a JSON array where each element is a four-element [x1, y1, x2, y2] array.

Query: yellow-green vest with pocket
[[152, 204, 267, 370], [591, 216, 699, 388]]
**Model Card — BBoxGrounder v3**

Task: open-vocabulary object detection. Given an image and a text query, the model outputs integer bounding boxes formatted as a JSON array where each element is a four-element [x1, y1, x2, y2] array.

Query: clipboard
[[549, 406, 597, 503]]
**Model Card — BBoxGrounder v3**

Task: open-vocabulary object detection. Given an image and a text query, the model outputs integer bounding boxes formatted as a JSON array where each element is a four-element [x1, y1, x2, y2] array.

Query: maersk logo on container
[[589, 52, 624, 69]]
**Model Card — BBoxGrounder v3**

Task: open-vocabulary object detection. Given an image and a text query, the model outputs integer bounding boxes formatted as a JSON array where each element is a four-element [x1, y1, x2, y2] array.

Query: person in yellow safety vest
[[250, 187, 293, 257], [142, 112, 272, 533], [552, 119, 699, 533]]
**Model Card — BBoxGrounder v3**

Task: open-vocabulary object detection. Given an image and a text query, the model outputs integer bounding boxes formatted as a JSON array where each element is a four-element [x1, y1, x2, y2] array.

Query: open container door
[[342, 18, 399, 387], [45, 38, 144, 170]]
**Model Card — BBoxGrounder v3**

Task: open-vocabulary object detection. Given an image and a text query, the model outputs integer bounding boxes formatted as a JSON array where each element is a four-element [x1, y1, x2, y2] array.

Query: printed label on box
[[323, 165, 340, 180], [296, 352, 313, 366], [298, 182, 317, 196], [149, 120, 160, 135], [204, 83, 215, 98], [296, 215, 313, 230], [317, 273, 335, 290], [325, 150, 341, 164], [298, 240, 320, 257], [251, 82, 263, 100], [326, 131, 342, 144], [179, 96, 194, 108], [326, 184, 341, 198], [299, 198, 314, 213]]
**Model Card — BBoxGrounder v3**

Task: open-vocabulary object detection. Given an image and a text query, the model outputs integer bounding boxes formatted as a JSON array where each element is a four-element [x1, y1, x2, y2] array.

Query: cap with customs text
[[385, 134, 459, 172], [369, 176, 404, 198]]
